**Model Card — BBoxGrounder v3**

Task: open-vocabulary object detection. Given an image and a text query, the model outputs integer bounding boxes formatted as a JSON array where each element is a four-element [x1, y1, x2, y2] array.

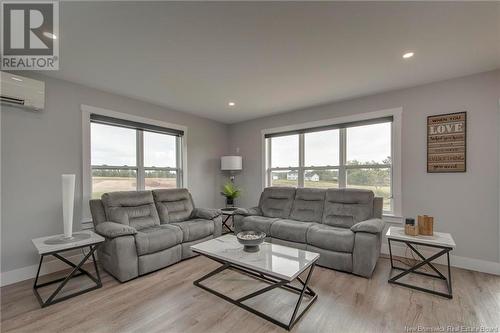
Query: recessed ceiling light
[[11, 76, 23, 82], [43, 32, 57, 40], [402, 52, 414, 59], [228, 102, 236, 107]]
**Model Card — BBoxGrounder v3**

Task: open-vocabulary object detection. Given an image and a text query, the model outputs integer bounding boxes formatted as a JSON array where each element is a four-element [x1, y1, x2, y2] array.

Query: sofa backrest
[[373, 197, 383, 219], [258, 187, 296, 218], [322, 188, 374, 228], [153, 188, 194, 223], [289, 188, 326, 222], [89, 199, 107, 227], [101, 191, 160, 229]]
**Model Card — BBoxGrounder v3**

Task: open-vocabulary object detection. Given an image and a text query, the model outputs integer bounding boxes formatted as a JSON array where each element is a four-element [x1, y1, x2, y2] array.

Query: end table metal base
[[194, 256, 317, 331], [33, 244, 102, 307], [221, 214, 234, 234], [388, 238, 452, 299]]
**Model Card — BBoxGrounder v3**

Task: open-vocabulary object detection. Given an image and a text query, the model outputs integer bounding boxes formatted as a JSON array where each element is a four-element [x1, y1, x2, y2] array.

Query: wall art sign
[[427, 111, 466, 173]]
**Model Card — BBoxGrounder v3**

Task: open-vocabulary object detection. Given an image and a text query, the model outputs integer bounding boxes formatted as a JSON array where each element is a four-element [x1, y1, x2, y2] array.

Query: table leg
[[388, 240, 452, 299], [33, 244, 102, 307], [288, 263, 316, 330], [447, 250, 452, 296], [193, 257, 317, 331], [388, 238, 394, 269], [222, 215, 234, 234]]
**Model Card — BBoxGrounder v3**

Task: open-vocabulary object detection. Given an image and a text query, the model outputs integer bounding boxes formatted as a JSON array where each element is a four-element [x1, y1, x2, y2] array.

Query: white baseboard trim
[[381, 243, 500, 276], [0, 252, 94, 287]]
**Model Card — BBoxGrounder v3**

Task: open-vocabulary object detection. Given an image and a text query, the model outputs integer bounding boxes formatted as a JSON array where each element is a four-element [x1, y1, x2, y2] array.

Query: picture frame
[[427, 111, 467, 173]]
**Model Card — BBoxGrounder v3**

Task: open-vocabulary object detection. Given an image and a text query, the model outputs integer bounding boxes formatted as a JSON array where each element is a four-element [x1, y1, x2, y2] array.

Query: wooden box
[[404, 224, 419, 236], [418, 215, 434, 236]]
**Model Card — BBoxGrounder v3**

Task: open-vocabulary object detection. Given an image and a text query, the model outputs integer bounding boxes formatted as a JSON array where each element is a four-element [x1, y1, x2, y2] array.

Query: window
[[268, 135, 299, 187], [143, 131, 178, 190], [265, 117, 394, 214], [90, 115, 183, 198], [345, 122, 392, 212]]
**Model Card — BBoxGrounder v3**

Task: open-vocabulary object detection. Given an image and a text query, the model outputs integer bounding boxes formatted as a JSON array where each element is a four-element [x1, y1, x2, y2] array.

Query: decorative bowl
[[236, 231, 266, 252]]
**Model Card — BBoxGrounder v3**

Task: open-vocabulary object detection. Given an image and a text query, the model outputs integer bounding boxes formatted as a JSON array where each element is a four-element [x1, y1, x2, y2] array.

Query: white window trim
[[81, 104, 188, 223], [261, 107, 402, 218], [497, 98, 500, 263]]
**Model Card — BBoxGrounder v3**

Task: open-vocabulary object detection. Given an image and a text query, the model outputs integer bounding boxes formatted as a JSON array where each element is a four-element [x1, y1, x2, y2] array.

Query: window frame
[[262, 108, 402, 217], [82, 104, 188, 225], [90, 128, 182, 195]]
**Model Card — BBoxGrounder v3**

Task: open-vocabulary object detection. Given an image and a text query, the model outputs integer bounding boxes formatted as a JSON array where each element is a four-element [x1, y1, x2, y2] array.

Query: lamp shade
[[221, 156, 242, 171]]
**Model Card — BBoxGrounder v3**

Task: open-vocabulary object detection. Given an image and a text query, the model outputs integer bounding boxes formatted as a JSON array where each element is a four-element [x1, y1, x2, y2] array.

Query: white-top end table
[[386, 226, 456, 299], [31, 230, 104, 307]]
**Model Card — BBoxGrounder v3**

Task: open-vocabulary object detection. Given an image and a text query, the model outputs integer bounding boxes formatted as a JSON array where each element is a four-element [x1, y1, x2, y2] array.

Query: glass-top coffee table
[[191, 234, 319, 330]]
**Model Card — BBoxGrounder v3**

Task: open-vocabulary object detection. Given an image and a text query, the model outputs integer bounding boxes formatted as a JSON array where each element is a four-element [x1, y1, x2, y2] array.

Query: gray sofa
[[90, 189, 222, 282], [234, 187, 384, 277]]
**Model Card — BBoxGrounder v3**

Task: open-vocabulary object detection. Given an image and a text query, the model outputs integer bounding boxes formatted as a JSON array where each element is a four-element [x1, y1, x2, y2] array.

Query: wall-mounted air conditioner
[[0, 71, 45, 111]]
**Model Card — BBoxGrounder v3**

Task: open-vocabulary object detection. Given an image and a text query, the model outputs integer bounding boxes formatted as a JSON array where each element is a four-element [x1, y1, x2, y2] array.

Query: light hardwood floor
[[1, 255, 499, 333]]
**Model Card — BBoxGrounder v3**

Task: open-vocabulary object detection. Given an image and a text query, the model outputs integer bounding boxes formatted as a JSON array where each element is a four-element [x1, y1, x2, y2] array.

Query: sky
[[271, 122, 391, 167], [91, 122, 390, 169], [91, 123, 176, 167]]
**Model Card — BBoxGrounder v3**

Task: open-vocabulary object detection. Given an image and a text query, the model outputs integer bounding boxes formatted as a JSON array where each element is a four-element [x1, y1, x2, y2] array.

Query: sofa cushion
[[270, 219, 316, 243], [172, 219, 214, 242], [102, 191, 160, 229], [289, 188, 326, 222], [153, 189, 194, 223], [134, 225, 182, 256], [306, 224, 355, 253], [306, 245, 353, 272], [322, 189, 374, 228], [237, 215, 279, 235], [258, 187, 296, 218]]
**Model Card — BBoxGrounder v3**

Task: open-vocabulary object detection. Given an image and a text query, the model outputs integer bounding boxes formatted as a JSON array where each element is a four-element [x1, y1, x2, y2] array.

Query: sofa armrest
[[234, 207, 262, 216], [95, 221, 137, 239], [193, 208, 222, 220], [351, 218, 385, 234]]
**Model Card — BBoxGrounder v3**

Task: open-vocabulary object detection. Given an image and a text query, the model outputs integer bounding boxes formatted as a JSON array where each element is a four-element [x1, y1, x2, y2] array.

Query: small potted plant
[[221, 182, 241, 207]]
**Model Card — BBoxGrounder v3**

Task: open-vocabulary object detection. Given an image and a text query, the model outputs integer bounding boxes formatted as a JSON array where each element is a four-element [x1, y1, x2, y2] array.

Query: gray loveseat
[[234, 187, 384, 277], [90, 189, 222, 282]]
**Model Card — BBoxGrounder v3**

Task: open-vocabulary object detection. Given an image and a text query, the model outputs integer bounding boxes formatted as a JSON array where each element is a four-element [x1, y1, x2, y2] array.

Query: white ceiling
[[45, 1, 500, 123]]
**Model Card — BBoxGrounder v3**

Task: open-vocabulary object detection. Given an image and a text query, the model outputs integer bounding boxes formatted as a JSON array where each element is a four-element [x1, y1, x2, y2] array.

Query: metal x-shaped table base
[[221, 214, 234, 234], [193, 255, 317, 330], [33, 244, 102, 307], [388, 238, 452, 299]]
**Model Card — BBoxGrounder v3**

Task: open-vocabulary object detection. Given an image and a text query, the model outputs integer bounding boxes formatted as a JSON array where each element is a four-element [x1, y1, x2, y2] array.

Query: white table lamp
[[44, 174, 91, 244], [221, 156, 242, 181], [62, 174, 75, 239]]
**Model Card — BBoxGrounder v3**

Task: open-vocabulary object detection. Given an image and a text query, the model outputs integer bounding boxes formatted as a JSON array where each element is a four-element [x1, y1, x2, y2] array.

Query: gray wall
[[228, 70, 500, 262], [1, 73, 229, 273]]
